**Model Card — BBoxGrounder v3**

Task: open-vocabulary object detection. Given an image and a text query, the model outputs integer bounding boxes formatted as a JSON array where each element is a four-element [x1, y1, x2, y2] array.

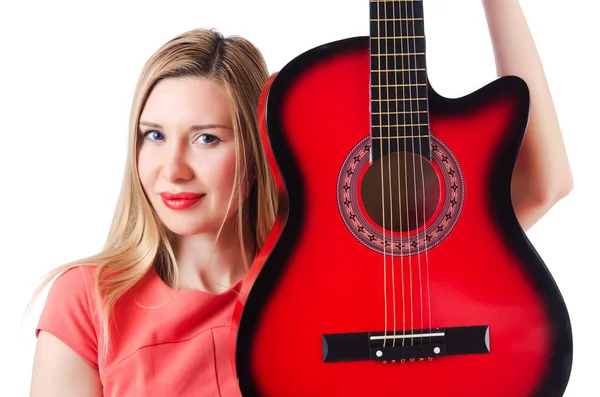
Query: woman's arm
[[481, 0, 573, 231], [30, 331, 103, 397]]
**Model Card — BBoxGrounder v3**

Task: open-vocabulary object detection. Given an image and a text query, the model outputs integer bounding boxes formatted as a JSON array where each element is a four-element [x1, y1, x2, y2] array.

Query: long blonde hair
[[30, 28, 277, 353]]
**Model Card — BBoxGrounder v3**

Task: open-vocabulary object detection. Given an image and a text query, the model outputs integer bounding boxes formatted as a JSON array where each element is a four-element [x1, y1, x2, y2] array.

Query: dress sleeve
[[36, 266, 100, 369]]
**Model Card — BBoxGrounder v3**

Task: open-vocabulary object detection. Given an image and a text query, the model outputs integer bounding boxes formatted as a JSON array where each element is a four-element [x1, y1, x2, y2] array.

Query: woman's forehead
[[141, 77, 232, 128]]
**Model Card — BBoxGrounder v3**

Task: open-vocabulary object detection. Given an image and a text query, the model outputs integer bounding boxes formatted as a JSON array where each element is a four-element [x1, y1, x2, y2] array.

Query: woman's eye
[[198, 134, 221, 145], [143, 130, 165, 141]]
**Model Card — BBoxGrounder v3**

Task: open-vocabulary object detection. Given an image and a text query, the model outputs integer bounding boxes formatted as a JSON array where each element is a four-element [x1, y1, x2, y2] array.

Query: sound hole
[[361, 151, 440, 232]]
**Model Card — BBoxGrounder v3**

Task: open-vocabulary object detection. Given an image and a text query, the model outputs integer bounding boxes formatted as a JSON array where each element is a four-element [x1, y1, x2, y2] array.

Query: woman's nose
[[160, 143, 193, 183]]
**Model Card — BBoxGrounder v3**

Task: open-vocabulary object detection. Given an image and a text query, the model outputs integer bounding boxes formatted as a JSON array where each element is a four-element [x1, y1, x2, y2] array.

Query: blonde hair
[[29, 28, 277, 354]]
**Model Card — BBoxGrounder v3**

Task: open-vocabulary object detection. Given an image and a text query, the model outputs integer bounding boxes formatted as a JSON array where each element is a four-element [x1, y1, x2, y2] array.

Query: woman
[[30, 28, 278, 396], [30, 1, 573, 396]]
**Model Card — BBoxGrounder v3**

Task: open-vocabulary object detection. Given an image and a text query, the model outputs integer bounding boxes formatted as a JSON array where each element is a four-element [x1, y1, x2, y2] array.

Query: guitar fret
[[374, 123, 428, 128], [372, 35, 424, 39], [371, 97, 427, 101], [372, 83, 426, 87], [370, 53, 424, 60], [372, 110, 428, 119], [371, 110, 427, 114], [371, 98, 427, 103], [372, 111, 428, 120], [371, 68, 424, 72], [371, 18, 423, 21], [372, 111, 427, 114], [371, 54, 424, 58], [372, 135, 429, 139]]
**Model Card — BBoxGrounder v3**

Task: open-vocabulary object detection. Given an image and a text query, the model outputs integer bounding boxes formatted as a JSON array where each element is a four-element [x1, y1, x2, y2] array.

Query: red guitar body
[[232, 13, 572, 397]]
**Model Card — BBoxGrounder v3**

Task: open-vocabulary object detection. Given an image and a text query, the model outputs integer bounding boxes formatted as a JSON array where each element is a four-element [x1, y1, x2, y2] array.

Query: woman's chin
[[162, 220, 214, 237]]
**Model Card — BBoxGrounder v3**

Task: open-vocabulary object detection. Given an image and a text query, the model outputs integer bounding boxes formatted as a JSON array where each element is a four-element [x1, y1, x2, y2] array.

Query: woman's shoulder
[[38, 264, 101, 326], [36, 264, 102, 368], [50, 264, 98, 298]]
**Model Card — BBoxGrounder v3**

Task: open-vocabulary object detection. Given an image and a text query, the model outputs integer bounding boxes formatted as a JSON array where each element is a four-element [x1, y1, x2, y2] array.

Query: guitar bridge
[[322, 325, 490, 362]]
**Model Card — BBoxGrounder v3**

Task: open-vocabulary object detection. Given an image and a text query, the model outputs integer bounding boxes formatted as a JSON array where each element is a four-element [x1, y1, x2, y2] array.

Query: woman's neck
[[171, 214, 255, 293]]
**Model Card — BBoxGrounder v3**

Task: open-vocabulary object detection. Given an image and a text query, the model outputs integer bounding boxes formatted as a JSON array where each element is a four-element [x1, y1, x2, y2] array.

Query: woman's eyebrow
[[138, 121, 231, 130]]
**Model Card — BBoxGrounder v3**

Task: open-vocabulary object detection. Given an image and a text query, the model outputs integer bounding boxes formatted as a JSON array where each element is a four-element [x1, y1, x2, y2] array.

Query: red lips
[[159, 192, 204, 210]]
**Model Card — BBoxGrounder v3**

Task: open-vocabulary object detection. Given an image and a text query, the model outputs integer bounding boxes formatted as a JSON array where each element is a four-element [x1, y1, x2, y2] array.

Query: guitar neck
[[369, 0, 430, 160]]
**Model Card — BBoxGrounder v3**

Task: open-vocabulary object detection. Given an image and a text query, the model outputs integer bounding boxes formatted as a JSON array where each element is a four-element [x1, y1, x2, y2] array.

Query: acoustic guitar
[[232, 1, 573, 395]]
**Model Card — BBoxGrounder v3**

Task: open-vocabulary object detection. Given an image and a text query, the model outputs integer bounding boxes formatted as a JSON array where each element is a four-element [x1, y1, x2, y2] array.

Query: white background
[[0, 0, 597, 395]]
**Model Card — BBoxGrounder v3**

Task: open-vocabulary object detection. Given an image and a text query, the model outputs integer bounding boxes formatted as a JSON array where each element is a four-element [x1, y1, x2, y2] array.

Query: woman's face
[[137, 77, 241, 237]]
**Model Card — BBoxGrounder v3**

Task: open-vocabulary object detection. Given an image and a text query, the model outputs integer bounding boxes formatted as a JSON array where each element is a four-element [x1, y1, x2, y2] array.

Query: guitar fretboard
[[370, 0, 430, 160]]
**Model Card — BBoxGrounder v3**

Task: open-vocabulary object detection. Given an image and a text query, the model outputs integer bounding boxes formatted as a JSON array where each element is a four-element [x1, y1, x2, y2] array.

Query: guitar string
[[399, 0, 415, 349], [404, 0, 425, 351], [391, 0, 407, 349], [376, 0, 389, 348], [382, 0, 399, 349], [410, 0, 433, 349]]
